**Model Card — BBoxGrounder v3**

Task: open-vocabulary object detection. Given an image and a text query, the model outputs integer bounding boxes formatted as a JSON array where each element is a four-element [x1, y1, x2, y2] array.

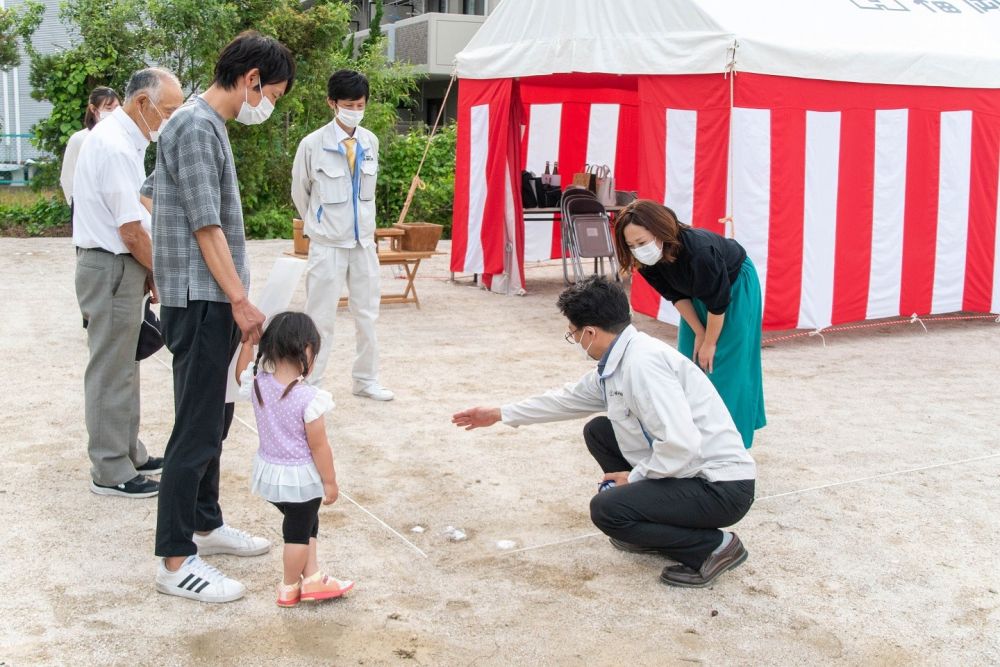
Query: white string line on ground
[[109, 318, 1000, 560], [497, 531, 603, 557], [150, 352, 429, 559], [755, 451, 1000, 501], [492, 450, 1000, 558]]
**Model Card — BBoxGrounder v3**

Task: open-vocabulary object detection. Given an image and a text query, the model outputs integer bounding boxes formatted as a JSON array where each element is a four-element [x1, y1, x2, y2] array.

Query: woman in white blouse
[[60, 86, 121, 204]]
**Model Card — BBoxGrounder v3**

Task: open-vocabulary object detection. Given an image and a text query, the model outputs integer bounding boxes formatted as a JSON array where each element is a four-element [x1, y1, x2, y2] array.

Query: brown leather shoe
[[659, 533, 748, 588]]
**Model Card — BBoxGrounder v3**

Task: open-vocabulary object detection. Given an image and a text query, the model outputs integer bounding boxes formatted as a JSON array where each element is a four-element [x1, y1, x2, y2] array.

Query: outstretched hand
[[451, 407, 502, 431]]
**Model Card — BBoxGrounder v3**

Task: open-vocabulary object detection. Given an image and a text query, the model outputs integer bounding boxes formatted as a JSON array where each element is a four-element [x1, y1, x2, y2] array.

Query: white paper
[[224, 257, 307, 403]]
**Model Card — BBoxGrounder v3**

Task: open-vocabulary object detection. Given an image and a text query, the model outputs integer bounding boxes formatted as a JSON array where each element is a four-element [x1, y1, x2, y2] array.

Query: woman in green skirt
[[612, 200, 765, 448]]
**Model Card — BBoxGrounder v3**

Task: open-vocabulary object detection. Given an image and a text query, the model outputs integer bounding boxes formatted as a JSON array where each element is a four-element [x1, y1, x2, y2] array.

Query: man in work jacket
[[452, 276, 757, 588], [292, 69, 393, 401]]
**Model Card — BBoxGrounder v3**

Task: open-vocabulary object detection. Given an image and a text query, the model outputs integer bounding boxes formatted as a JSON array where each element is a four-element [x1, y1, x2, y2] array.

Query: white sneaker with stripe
[[155, 555, 245, 603], [193, 524, 270, 557]]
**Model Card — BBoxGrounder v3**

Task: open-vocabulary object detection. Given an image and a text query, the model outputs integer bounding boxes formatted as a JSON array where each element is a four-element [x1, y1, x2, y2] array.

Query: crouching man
[[452, 276, 756, 588]]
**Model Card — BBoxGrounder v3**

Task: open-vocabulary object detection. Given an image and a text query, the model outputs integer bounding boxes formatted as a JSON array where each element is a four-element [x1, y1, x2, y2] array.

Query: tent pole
[[720, 40, 739, 239]]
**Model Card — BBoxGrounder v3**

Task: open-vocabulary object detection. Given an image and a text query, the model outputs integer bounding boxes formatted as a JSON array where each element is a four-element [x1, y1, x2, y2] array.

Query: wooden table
[[356, 249, 435, 308], [285, 228, 432, 308]]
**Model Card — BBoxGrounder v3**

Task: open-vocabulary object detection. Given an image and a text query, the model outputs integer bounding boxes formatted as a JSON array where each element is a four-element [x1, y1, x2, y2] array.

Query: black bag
[[542, 185, 562, 208], [521, 171, 542, 208], [136, 298, 165, 361]]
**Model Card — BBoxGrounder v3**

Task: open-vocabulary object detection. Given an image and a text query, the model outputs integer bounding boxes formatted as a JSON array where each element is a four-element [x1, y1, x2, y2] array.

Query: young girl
[[236, 311, 354, 607]]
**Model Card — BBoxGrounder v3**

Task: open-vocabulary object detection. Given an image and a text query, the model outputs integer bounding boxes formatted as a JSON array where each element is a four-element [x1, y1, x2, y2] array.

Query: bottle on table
[[551, 160, 561, 188]]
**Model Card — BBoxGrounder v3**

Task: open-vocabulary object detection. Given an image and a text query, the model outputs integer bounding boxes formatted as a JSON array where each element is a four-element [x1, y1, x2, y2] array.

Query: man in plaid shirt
[[147, 31, 296, 604]]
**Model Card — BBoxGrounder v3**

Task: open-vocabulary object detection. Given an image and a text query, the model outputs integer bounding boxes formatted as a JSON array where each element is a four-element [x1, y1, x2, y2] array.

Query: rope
[[762, 313, 999, 346], [396, 71, 458, 227], [718, 40, 739, 239]]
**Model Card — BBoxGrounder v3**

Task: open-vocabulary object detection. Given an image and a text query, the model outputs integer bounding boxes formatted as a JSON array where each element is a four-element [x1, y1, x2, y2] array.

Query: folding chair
[[558, 187, 598, 284], [561, 189, 620, 284]]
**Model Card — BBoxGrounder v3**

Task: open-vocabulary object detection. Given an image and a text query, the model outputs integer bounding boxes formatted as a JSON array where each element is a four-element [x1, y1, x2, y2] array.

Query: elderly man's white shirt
[[72, 107, 151, 254]]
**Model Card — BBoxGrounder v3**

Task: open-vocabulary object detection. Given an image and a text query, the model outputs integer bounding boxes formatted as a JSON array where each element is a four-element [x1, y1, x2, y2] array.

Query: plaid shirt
[[146, 96, 249, 307]]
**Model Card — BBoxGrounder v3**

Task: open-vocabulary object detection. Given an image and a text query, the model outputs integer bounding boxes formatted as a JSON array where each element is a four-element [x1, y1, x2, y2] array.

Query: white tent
[[459, 0, 1000, 87]]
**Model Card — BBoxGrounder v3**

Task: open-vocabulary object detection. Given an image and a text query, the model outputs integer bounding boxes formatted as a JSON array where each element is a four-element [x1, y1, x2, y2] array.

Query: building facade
[[2, 0, 68, 172], [349, 0, 500, 126]]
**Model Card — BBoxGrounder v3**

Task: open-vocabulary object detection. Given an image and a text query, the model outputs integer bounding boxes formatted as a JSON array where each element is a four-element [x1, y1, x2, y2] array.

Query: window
[[463, 0, 485, 14]]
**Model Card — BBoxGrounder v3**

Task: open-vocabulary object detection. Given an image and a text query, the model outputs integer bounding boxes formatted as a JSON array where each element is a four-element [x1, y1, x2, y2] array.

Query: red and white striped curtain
[[453, 73, 1000, 329], [633, 74, 1000, 330], [451, 78, 524, 292], [518, 74, 640, 262]]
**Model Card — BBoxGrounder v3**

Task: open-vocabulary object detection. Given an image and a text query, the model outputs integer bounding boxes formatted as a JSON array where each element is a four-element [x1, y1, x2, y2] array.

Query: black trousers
[[155, 301, 240, 557], [584, 416, 755, 570], [271, 499, 322, 545]]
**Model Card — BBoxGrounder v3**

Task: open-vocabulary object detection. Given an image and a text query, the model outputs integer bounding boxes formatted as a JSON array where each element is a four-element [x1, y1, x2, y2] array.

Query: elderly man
[[74, 67, 183, 498], [453, 276, 757, 588]]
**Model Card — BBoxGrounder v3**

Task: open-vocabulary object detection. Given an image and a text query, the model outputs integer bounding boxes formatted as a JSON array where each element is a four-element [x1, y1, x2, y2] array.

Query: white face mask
[[631, 239, 663, 266], [97, 110, 113, 122], [236, 78, 274, 126], [138, 100, 167, 143], [578, 328, 596, 361], [336, 107, 365, 129]]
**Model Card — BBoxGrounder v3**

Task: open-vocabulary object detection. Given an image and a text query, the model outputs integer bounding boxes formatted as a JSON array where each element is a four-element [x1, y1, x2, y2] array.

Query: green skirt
[[678, 257, 766, 448]]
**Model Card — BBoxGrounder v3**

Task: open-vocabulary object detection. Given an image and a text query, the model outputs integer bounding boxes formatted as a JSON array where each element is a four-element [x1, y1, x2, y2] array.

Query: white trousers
[[304, 242, 381, 388]]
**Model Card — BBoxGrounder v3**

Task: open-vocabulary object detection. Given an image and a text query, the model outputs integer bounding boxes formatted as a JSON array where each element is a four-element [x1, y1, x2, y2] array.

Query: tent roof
[[456, 0, 1000, 89]]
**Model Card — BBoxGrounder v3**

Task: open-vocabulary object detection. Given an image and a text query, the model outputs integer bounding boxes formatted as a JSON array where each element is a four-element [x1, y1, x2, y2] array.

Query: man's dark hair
[[213, 31, 296, 94], [557, 276, 632, 334], [327, 69, 369, 102]]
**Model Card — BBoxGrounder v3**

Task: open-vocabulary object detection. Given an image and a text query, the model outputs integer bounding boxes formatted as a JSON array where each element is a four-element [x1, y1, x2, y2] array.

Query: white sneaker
[[193, 524, 270, 557], [155, 555, 245, 603], [353, 383, 395, 401]]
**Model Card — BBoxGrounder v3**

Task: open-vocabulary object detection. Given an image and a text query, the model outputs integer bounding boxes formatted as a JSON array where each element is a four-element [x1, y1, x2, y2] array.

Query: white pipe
[[12, 66, 21, 163]]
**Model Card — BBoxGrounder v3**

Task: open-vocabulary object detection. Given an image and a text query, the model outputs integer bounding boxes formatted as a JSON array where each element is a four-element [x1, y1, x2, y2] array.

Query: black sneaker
[[90, 475, 159, 498], [135, 456, 164, 476]]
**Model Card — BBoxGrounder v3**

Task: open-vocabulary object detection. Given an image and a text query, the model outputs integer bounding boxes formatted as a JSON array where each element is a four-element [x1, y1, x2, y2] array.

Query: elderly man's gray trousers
[[75, 247, 149, 485]]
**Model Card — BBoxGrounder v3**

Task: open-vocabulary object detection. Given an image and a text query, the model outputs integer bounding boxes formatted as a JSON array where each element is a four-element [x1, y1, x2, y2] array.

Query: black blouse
[[637, 226, 747, 315]]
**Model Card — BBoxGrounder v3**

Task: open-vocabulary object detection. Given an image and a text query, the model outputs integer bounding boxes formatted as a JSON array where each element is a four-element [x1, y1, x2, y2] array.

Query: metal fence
[[0, 134, 37, 186]]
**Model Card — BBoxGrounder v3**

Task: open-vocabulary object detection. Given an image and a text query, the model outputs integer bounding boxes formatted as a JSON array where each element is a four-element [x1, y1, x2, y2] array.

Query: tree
[[144, 0, 239, 94], [360, 0, 383, 58], [26, 0, 423, 233], [26, 0, 150, 155], [0, 2, 42, 72]]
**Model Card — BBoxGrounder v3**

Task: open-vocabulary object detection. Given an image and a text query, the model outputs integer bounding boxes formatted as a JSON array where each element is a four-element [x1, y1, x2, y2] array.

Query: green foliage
[[24, 0, 431, 240], [377, 123, 456, 236], [145, 0, 239, 94], [27, 0, 149, 156], [0, 1, 42, 72], [243, 206, 295, 240], [360, 0, 383, 58], [0, 195, 71, 236], [225, 0, 354, 214], [28, 159, 60, 191]]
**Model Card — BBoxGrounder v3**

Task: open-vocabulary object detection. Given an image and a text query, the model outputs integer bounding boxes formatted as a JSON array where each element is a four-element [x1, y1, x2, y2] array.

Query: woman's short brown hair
[[613, 200, 686, 275]]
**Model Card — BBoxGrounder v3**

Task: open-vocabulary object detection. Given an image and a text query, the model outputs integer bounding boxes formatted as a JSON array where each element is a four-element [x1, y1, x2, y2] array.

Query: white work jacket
[[501, 325, 756, 483], [291, 120, 379, 248]]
